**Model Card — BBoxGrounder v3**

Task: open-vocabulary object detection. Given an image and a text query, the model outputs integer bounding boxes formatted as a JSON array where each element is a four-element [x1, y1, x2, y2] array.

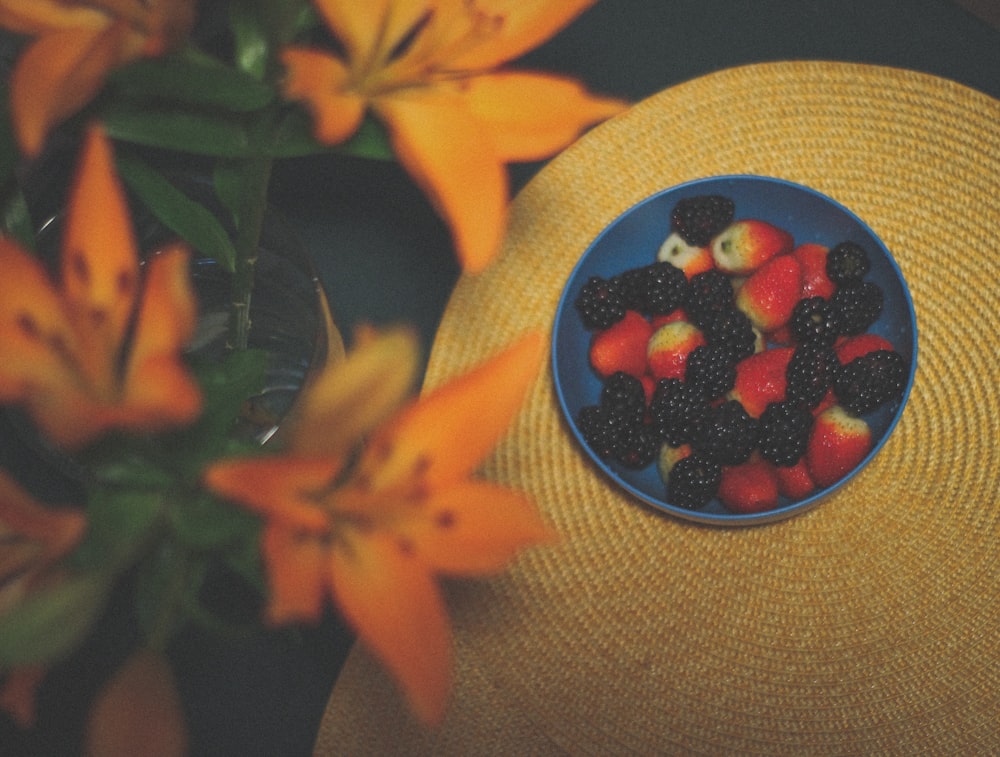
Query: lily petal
[[403, 480, 556, 575], [446, 0, 597, 71], [280, 49, 367, 145], [0, 666, 46, 729], [358, 330, 544, 491], [0, 471, 86, 560], [0, 0, 107, 35], [203, 457, 339, 532], [310, 0, 431, 67], [61, 124, 141, 389], [329, 529, 451, 724], [261, 526, 327, 624], [84, 648, 188, 757], [9, 23, 133, 156], [374, 87, 508, 272], [0, 239, 78, 403], [121, 244, 201, 428], [464, 71, 626, 162], [291, 325, 420, 457]]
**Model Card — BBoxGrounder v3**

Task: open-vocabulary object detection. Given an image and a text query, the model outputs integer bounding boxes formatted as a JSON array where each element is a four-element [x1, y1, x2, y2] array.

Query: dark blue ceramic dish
[[552, 175, 918, 526]]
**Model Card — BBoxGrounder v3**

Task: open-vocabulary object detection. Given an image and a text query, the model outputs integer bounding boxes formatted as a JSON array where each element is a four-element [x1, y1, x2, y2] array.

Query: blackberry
[[649, 378, 710, 446], [639, 261, 688, 316], [671, 195, 735, 247], [834, 349, 908, 415], [789, 296, 838, 346], [574, 275, 625, 330], [667, 454, 722, 510], [576, 405, 619, 461], [599, 371, 647, 427], [612, 266, 650, 312], [786, 342, 838, 408], [830, 281, 883, 336], [758, 400, 814, 467], [703, 307, 757, 361], [826, 241, 871, 286], [692, 400, 759, 466], [613, 422, 660, 469], [685, 345, 737, 400], [686, 269, 735, 328]]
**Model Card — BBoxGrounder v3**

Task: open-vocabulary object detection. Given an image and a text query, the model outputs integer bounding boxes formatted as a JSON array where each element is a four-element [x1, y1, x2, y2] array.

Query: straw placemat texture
[[314, 61, 1000, 755]]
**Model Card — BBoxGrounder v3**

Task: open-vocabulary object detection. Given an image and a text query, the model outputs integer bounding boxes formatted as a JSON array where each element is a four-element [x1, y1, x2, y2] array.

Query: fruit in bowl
[[552, 176, 917, 526]]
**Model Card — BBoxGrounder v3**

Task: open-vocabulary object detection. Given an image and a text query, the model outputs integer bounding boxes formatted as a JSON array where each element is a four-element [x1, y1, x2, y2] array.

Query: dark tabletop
[[4, 2, 999, 755]]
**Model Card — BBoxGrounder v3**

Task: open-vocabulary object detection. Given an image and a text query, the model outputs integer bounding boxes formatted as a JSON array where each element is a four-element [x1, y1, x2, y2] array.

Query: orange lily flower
[[0, 125, 201, 449], [204, 327, 555, 724], [0, 470, 86, 727], [281, 1, 627, 273], [0, 0, 195, 156]]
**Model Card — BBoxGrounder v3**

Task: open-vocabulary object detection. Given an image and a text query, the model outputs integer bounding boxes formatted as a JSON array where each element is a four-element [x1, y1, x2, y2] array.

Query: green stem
[[227, 156, 273, 352], [145, 542, 191, 653]]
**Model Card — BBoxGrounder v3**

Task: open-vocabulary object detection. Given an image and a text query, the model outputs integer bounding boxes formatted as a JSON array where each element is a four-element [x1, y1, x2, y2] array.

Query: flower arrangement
[[0, 0, 624, 752]]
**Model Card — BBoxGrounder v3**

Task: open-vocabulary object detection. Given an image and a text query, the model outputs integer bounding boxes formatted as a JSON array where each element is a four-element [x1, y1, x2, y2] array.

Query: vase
[[0, 157, 350, 755], [6, 156, 343, 481]]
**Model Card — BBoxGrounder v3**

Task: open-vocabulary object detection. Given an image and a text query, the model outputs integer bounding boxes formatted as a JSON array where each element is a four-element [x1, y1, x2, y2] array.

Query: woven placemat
[[314, 61, 1000, 755]]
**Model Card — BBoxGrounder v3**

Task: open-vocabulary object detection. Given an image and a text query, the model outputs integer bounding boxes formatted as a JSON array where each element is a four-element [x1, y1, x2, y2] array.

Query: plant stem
[[228, 156, 273, 351]]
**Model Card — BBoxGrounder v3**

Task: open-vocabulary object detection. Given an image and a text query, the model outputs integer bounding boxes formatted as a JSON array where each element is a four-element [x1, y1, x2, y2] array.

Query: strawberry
[[812, 390, 837, 416], [806, 405, 873, 488], [768, 324, 794, 346], [774, 458, 817, 500], [639, 374, 657, 405], [589, 310, 652, 379], [834, 333, 896, 365], [650, 308, 691, 330], [711, 219, 794, 275], [718, 458, 780, 513], [735, 253, 803, 332], [647, 320, 706, 381], [793, 243, 836, 300], [729, 346, 794, 418], [657, 232, 716, 278]]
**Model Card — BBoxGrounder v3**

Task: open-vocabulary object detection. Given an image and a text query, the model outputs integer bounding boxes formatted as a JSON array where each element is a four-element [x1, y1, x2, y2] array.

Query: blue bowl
[[552, 175, 918, 526]]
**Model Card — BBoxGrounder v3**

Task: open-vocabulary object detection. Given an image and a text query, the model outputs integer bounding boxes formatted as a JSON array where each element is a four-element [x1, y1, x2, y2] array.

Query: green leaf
[[103, 103, 253, 157], [337, 115, 395, 161], [115, 150, 237, 271], [229, 0, 313, 79], [1, 188, 36, 251], [75, 486, 165, 571], [108, 50, 275, 112], [0, 573, 109, 667], [229, 3, 270, 80], [91, 457, 175, 490], [168, 490, 260, 552], [132, 535, 199, 644], [158, 349, 268, 476], [265, 107, 394, 160]]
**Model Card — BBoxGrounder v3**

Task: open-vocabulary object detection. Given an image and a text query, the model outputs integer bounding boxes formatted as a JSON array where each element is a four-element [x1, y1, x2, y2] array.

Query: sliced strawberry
[[718, 458, 780, 514], [711, 219, 794, 275], [589, 310, 652, 379], [639, 374, 657, 406], [793, 243, 836, 300], [834, 333, 896, 365], [806, 405, 873, 488], [774, 458, 817, 500], [735, 253, 803, 332], [647, 320, 706, 381], [729, 346, 794, 418], [650, 308, 691, 330]]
